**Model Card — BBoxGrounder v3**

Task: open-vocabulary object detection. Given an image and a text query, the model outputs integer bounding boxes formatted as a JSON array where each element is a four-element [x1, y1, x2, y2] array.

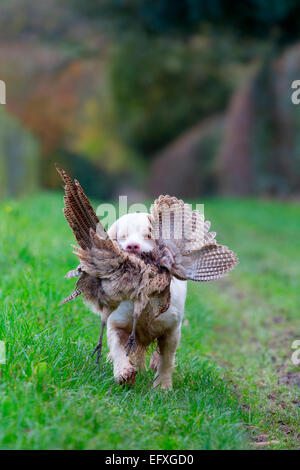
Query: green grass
[[0, 193, 299, 449]]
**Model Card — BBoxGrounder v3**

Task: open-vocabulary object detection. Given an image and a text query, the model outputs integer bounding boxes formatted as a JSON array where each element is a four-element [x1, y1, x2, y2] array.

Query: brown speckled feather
[[150, 195, 238, 281], [56, 165, 108, 249]]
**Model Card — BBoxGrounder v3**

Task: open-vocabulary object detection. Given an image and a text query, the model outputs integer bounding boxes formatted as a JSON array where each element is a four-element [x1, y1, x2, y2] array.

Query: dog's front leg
[[153, 327, 181, 390], [107, 320, 137, 385]]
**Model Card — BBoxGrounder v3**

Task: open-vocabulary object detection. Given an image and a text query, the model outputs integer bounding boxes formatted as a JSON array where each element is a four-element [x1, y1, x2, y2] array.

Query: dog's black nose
[[126, 243, 141, 254]]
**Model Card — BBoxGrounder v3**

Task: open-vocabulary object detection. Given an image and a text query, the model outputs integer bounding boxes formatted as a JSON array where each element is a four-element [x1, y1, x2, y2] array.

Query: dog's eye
[[144, 234, 152, 240], [118, 235, 126, 240]]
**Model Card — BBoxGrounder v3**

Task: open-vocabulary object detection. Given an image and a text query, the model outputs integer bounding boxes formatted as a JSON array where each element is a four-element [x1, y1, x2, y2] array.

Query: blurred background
[[1, 0, 300, 201]]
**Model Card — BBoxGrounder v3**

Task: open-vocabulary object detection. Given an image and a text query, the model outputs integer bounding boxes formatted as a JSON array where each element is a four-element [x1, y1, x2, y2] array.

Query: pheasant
[[56, 166, 238, 363]]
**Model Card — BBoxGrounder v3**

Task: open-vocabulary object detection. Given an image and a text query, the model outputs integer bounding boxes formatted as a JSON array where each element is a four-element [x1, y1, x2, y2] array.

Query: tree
[[71, 0, 300, 44]]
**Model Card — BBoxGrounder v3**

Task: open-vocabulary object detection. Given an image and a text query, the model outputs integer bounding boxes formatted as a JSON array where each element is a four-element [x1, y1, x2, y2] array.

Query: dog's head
[[108, 212, 154, 255]]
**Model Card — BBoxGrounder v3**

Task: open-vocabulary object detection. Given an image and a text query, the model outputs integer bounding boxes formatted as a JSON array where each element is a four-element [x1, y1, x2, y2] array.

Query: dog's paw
[[152, 375, 172, 391], [115, 365, 137, 386], [149, 350, 160, 372]]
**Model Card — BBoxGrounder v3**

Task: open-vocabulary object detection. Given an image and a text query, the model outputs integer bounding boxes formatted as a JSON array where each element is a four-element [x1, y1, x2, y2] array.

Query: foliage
[[217, 44, 300, 196], [109, 33, 232, 154], [0, 108, 40, 198], [70, 93, 144, 178], [72, 0, 300, 43], [148, 115, 224, 198], [1, 0, 300, 197]]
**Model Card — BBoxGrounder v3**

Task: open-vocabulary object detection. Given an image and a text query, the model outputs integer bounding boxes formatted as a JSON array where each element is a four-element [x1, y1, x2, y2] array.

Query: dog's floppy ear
[[108, 220, 118, 241]]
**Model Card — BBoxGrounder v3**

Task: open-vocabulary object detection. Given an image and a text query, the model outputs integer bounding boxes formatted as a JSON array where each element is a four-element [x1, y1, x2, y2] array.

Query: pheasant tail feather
[[56, 165, 108, 250], [59, 289, 82, 306]]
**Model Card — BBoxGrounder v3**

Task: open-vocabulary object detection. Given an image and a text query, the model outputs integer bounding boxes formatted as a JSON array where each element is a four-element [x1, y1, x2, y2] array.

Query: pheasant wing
[[150, 195, 238, 281], [150, 195, 216, 255], [181, 243, 239, 281], [56, 166, 109, 249]]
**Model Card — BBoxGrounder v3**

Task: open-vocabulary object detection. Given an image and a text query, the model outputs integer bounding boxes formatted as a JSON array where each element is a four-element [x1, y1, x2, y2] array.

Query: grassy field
[[0, 193, 299, 450]]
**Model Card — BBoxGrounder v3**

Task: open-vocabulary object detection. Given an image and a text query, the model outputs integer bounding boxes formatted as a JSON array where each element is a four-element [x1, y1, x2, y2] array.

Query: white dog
[[106, 212, 187, 390]]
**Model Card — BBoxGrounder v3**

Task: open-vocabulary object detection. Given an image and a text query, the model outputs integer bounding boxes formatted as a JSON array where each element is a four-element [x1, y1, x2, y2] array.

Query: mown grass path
[[0, 194, 299, 449]]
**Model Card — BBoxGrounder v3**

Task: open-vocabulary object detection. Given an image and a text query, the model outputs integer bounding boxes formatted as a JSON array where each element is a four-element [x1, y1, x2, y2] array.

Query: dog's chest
[[114, 299, 178, 346]]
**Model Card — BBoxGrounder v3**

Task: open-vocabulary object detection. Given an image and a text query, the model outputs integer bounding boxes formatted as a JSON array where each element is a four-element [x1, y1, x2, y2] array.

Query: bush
[[109, 33, 232, 154]]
